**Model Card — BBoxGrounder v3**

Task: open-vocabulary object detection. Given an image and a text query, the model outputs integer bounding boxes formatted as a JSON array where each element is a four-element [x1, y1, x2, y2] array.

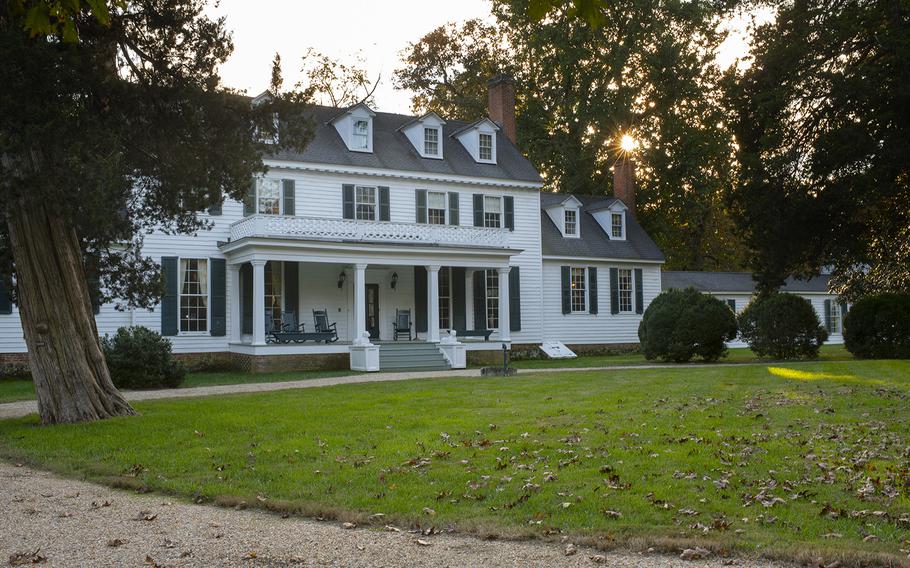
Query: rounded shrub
[[101, 326, 186, 389], [843, 293, 910, 359], [638, 287, 738, 363], [737, 293, 828, 359]]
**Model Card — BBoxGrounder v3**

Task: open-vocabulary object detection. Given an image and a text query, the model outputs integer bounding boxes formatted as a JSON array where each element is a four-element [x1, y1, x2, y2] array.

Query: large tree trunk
[[7, 203, 136, 424]]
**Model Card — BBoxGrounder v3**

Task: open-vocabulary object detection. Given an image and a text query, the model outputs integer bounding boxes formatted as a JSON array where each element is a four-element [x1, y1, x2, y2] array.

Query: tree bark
[[6, 203, 136, 424]]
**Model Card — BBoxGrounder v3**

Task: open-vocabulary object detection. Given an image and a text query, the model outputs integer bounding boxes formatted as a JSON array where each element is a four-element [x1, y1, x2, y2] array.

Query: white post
[[228, 263, 241, 343], [353, 263, 368, 344], [465, 269, 475, 330], [427, 265, 441, 342], [497, 266, 511, 342], [251, 260, 267, 346]]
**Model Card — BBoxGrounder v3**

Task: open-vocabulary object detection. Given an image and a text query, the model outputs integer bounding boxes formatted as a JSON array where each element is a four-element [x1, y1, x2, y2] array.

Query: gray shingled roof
[[267, 105, 542, 185], [661, 271, 832, 293], [540, 193, 665, 262]]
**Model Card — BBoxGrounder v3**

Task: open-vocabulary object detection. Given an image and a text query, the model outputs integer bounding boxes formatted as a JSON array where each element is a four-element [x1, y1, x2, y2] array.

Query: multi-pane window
[[355, 185, 377, 220], [258, 178, 281, 215], [565, 209, 577, 236], [611, 213, 624, 238], [179, 259, 208, 333], [618, 268, 633, 313], [570, 267, 586, 312], [438, 267, 451, 330], [483, 196, 501, 228], [829, 303, 842, 333], [424, 127, 439, 156], [485, 270, 499, 329], [264, 261, 283, 332], [353, 119, 369, 149], [479, 133, 493, 161], [428, 191, 446, 225]]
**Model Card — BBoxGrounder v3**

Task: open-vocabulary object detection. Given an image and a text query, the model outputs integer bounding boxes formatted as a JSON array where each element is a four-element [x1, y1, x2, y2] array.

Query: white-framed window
[[179, 258, 208, 333], [255, 113, 280, 145], [257, 178, 281, 215], [570, 267, 586, 312], [829, 302, 842, 334], [428, 191, 447, 225], [355, 185, 377, 221], [611, 212, 625, 239], [439, 267, 451, 330], [565, 209, 578, 236], [424, 127, 440, 156], [618, 268, 633, 313], [483, 195, 502, 228], [353, 119, 370, 150], [264, 261, 283, 332], [479, 133, 494, 161], [485, 269, 499, 329]]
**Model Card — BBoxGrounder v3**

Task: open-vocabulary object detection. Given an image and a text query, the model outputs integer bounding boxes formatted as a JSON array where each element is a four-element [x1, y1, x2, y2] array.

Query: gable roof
[[267, 105, 541, 184], [540, 193, 665, 262], [661, 271, 833, 293]]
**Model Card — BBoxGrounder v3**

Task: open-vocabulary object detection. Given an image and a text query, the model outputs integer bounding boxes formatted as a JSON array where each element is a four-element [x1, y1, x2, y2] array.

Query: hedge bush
[[738, 293, 828, 359], [843, 293, 910, 359], [101, 326, 186, 389], [638, 287, 738, 363]]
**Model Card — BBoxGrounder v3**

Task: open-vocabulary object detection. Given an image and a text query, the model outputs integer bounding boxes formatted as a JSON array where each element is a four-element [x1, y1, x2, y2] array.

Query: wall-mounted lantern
[[390, 272, 398, 290], [337, 271, 346, 289]]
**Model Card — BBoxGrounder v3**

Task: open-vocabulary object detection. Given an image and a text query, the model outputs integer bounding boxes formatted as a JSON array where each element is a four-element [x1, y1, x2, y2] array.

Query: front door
[[366, 284, 380, 340]]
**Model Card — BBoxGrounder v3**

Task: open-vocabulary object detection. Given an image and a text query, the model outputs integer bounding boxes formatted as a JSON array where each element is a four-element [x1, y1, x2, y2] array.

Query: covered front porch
[[219, 234, 519, 370]]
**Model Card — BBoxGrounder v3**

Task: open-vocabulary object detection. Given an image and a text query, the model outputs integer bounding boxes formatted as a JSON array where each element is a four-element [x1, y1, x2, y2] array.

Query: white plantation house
[[0, 75, 670, 373]]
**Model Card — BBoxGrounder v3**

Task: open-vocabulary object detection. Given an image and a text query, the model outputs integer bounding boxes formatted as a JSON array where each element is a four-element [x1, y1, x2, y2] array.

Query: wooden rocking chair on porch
[[312, 309, 339, 343], [393, 309, 412, 341]]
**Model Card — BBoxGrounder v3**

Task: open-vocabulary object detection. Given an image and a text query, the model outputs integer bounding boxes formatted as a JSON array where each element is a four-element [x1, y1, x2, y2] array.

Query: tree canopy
[[395, 0, 747, 271]]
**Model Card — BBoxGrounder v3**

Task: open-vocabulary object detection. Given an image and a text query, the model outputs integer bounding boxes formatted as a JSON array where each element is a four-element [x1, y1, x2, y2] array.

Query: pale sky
[[206, 0, 767, 115]]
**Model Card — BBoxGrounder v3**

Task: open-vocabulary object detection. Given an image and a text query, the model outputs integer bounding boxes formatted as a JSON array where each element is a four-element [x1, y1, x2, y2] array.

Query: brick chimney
[[613, 156, 636, 218], [487, 74, 516, 144]]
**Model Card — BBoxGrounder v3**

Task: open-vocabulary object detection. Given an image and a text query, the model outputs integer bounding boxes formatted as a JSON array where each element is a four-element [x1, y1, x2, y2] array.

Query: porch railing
[[229, 215, 510, 248]]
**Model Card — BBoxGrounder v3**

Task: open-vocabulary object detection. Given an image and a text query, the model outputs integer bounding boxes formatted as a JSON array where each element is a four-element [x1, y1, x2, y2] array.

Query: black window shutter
[[284, 261, 298, 317], [160, 257, 179, 336], [416, 189, 427, 223], [342, 184, 355, 219], [448, 192, 459, 225], [282, 179, 295, 216], [473, 270, 486, 329], [504, 196, 515, 231], [727, 299, 736, 311], [378, 186, 390, 221], [452, 267, 466, 331], [634, 268, 644, 314], [208, 197, 222, 216], [210, 258, 226, 336], [414, 266, 428, 333], [509, 266, 521, 331], [87, 275, 102, 315], [824, 299, 832, 331], [588, 267, 598, 314], [241, 263, 253, 334], [840, 301, 849, 320], [473, 194, 484, 227], [243, 178, 256, 217], [610, 267, 619, 315], [0, 275, 11, 315], [560, 266, 571, 314]]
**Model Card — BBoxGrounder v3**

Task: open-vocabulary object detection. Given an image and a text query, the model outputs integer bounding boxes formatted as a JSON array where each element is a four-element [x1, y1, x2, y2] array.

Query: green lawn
[[0, 369, 354, 404], [1, 360, 908, 566], [510, 344, 853, 369]]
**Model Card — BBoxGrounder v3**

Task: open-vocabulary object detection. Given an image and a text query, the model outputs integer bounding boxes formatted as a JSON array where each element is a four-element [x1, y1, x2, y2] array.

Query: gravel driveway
[[0, 462, 794, 568]]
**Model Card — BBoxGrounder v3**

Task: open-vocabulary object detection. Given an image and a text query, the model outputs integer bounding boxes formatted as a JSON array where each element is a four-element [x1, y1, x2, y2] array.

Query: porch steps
[[378, 342, 451, 371]]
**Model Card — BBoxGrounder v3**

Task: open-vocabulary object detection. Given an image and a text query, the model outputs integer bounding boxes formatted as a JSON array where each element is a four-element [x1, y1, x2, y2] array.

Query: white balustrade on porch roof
[[229, 215, 509, 248]]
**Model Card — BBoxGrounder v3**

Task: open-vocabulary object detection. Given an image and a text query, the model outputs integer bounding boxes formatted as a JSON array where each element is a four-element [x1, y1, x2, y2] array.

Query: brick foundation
[[229, 352, 350, 374], [0, 353, 30, 378]]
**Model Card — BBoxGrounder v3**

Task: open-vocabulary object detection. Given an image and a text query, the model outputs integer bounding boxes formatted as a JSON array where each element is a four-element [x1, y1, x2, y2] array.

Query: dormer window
[[353, 119, 370, 150], [424, 127, 439, 156], [564, 209, 578, 236], [611, 212, 625, 239], [479, 133, 494, 161]]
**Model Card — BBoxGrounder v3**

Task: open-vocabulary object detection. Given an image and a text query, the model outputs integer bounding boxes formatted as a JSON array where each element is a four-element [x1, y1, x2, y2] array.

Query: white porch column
[[497, 266, 511, 342], [465, 269, 475, 330], [251, 260, 267, 346], [228, 263, 242, 343], [427, 265, 441, 342], [352, 263, 368, 343]]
